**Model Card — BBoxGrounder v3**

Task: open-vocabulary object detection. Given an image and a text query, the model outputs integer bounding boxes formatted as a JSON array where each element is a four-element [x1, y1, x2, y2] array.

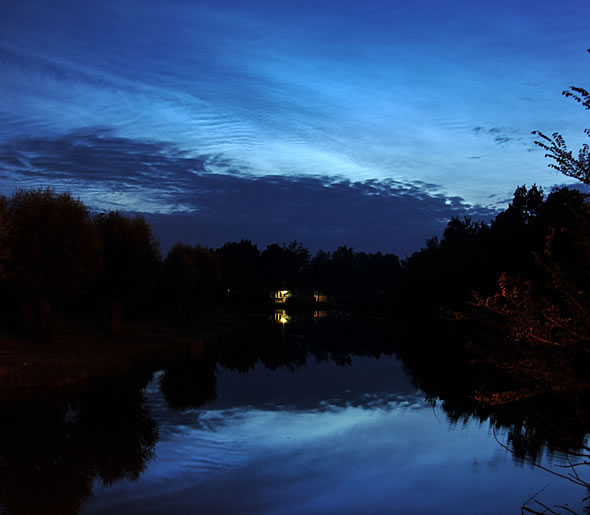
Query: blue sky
[[0, 0, 588, 255]]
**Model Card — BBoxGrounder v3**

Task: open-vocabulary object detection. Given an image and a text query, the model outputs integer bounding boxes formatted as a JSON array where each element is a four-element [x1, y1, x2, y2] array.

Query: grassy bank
[[0, 319, 218, 398]]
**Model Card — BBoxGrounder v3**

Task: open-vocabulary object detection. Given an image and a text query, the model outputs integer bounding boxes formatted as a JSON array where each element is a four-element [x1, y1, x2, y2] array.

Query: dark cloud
[[0, 127, 207, 183], [494, 136, 512, 145], [472, 126, 520, 147], [0, 129, 498, 257]]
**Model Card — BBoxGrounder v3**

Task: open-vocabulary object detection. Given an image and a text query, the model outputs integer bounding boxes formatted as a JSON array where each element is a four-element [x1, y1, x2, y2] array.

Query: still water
[[0, 318, 587, 514], [82, 351, 587, 513]]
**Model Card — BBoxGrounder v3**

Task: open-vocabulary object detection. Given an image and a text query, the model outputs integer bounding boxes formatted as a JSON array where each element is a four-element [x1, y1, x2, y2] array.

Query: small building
[[314, 290, 328, 303], [273, 289, 293, 304]]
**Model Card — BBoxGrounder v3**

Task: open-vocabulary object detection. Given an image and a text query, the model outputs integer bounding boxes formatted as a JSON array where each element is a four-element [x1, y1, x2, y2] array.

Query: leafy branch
[[532, 49, 590, 186]]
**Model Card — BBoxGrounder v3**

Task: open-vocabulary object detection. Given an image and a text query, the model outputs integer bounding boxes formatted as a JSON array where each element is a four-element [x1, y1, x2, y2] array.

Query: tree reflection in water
[[393, 321, 590, 513], [0, 372, 158, 515], [0, 316, 587, 514], [159, 355, 217, 410], [198, 316, 590, 512], [165, 316, 590, 512]]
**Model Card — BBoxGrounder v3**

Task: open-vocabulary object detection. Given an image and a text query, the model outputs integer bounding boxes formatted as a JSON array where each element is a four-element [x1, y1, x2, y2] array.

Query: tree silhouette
[[163, 243, 221, 320], [533, 49, 590, 185], [477, 52, 590, 392], [260, 240, 310, 293], [0, 195, 9, 281], [4, 188, 100, 340], [472, 187, 590, 398], [0, 375, 158, 515], [94, 211, 161, 335], [503, 184, 544, 225], [216, 240, 263, 304]]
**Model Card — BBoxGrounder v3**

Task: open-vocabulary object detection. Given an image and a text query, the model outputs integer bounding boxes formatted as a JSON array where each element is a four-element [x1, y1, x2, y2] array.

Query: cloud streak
[[1, 0, 589, 209], [0, 130, 496, 256], [0, 0, 589, 253]]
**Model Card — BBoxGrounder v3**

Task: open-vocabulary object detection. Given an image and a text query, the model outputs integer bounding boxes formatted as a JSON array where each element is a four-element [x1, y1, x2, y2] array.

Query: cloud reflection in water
[[83, 357, 585, 514]]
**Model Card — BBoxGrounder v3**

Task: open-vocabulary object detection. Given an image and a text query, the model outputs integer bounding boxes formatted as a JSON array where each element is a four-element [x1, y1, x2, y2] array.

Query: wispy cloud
[[0, 130, 497, 255], [0, 0, 588, 253]]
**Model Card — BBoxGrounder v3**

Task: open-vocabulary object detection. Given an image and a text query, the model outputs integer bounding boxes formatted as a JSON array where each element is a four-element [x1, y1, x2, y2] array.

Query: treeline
[[399, 185, 588, 315], [0, 188, 402, 340], [1, 184, 588, 333], [403, 183, 590, 400], [216, 240, 401, 307]]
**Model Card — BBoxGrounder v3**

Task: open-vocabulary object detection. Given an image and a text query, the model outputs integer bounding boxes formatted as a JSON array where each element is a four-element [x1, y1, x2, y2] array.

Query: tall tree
[[473, 51, 590, 394], [261, 240, 310, 291], [472, 188, 590, 398], [163, 243, 220, 320], [94, 211, 161, 335], [4, 188, 100, 339], [216, 240, 263, 303], [0, 195, 9, 281]]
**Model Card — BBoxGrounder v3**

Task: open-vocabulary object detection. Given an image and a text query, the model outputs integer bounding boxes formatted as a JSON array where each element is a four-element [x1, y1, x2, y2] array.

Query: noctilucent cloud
[[0, 0, 588, 255]]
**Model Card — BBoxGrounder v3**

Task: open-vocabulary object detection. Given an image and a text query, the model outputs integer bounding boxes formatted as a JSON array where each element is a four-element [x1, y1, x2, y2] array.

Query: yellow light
[[280, 316, 288, 324]]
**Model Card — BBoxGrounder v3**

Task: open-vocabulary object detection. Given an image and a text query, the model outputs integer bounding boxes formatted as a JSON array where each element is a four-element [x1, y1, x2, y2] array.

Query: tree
[[0, 195, 9, 281], [532, 49, 590, 185], [475, 52, 590, 389], [489, 185, 546, 279], [4, 188, 100, 339], [94, 211, 161, 335], [216, 240, 263, 303], [260, 240, 310, 291], [505, 184, 544, 224], [472, 189, 590, 398], [163, 243, 220, 320]]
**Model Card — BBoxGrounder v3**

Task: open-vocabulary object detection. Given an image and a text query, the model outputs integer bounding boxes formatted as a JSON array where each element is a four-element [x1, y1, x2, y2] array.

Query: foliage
[[532, 49, 590, 185], [261, 240, 310, 290], [0, 195, 9, 280], [504, 184, 545, 224], [216, 239, 263, 303], [2, 188, 101, 337], [472, 188, 590, 396], [5, 188, 101, 301], [470, 51, 590, 398], [398, 214, 492, 317], [163, 243, 221, 319], [94, 211, 161, 303], [310, 246, 400, 305]]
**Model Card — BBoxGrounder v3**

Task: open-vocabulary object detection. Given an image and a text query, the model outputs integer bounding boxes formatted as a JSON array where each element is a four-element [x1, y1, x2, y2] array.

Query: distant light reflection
[[274, 309, 290, 325]]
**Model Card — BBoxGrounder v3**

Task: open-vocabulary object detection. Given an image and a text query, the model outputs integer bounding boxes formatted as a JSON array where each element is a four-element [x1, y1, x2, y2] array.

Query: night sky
[[1, 0, 588, 256]]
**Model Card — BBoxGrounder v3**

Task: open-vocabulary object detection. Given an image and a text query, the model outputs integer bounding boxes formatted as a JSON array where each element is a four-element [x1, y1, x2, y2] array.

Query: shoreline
[[0, 321, 208, 399]]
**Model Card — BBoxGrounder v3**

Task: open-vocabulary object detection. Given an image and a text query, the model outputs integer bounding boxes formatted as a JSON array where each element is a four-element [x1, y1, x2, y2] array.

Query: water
[[86, 359, 585, 514], [0, 318, 588, 514]]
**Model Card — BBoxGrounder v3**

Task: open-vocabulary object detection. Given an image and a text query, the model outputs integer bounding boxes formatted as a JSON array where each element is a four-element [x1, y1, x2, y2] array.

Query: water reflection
[[0, 317, 587, 514], [88, 359, 589, 514], [0, 373, 157, 515], [314, 309, 328, 319], [158, 355, 217, 410], [274, 308, 291, 325]]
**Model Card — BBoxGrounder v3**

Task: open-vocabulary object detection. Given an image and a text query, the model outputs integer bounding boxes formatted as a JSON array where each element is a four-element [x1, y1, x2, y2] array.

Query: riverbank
[[0, 311, 246, 398]]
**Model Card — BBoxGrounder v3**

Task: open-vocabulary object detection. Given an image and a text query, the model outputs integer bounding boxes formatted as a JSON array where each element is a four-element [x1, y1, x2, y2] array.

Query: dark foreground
[[0, 315, 588, 514]]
